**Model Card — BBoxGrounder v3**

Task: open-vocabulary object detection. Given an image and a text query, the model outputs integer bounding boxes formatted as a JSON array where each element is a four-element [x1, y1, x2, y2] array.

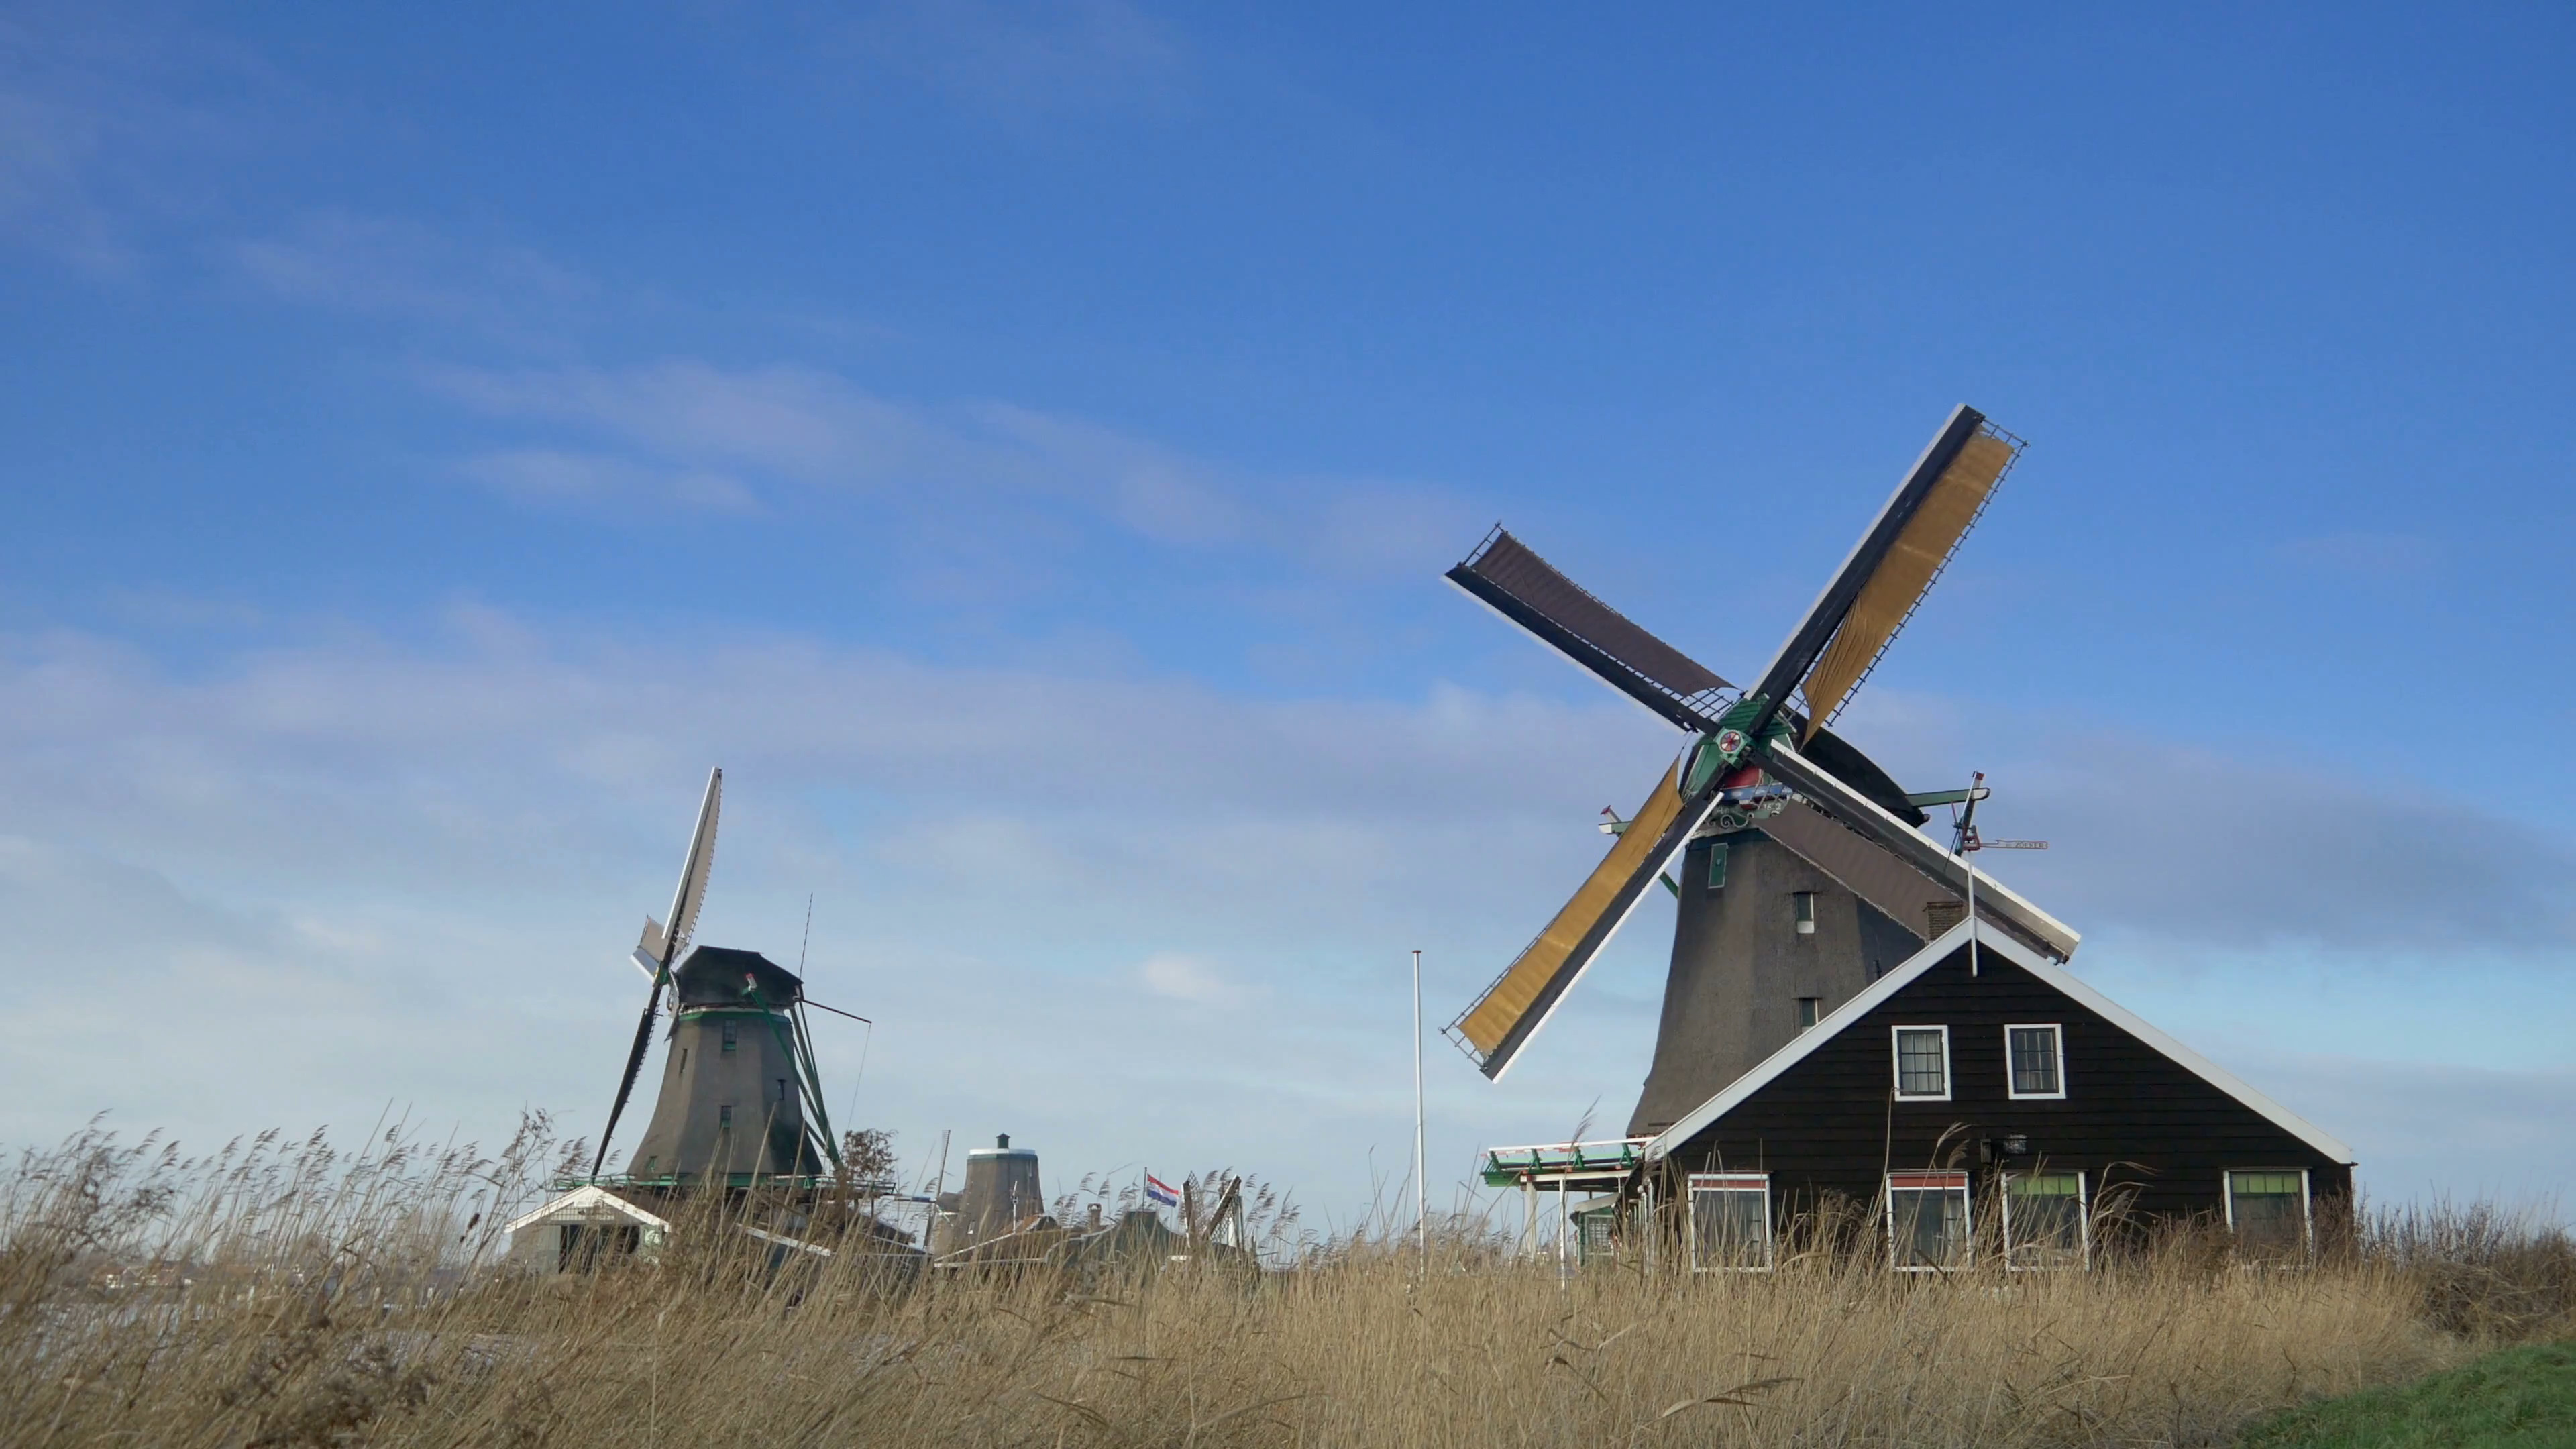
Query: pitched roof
[[503, 1183, 672, 1236], [1642, 918, 2355, 1165]]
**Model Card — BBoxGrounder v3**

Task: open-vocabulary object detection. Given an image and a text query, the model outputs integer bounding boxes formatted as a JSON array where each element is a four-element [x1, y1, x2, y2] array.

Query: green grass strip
[[2241, 1341, 2576, 1448]]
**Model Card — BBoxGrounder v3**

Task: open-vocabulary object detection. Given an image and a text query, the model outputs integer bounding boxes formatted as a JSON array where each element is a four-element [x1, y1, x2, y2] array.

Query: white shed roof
[[504, 1184, 672, 1236]]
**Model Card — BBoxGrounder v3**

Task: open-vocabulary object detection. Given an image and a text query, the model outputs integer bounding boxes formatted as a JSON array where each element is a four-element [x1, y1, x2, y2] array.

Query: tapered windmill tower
[[1442, 405, 2078, 1134], [591, 768, 844, 1186]]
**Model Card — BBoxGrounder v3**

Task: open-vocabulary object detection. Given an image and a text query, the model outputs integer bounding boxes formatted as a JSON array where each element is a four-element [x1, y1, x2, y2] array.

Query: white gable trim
[[1644, 920, 2354, 1165], [504, 1184, 672, 1237]]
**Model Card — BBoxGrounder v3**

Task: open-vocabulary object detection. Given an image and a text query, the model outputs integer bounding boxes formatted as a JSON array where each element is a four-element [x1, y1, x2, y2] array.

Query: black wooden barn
[[1640, 918, 2355, 1271]]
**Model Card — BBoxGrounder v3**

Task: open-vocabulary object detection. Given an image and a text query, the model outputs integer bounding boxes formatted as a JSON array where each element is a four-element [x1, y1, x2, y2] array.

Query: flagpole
[[1412, 948, 1428, 1269]]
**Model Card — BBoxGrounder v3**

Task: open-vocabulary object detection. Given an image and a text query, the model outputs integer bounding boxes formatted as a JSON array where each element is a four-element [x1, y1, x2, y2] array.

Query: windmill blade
[[591, 983, 665, 1177], [590, 765, 723, 1179], [663, 767, 722, 960], [1448, 528, 1733, 732], [1742, 407, 2021, 740], [1452, 759, 1725, 1079], [1758, 738, 2078, 959]]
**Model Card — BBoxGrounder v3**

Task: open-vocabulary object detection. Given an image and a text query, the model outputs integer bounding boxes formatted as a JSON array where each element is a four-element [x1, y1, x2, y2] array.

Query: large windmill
[[591, 768, 844, 1185], [1445, 405, 2080, 1135]]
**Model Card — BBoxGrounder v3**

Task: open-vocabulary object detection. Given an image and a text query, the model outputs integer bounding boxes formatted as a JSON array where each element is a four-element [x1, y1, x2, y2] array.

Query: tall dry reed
[[4, 1122, 2565, 1448]]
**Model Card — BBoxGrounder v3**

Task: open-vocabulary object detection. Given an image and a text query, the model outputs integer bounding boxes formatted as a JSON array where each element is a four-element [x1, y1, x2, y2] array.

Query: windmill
[[1443, 405, 2080, 1136], [592, 767, 844, 1185]]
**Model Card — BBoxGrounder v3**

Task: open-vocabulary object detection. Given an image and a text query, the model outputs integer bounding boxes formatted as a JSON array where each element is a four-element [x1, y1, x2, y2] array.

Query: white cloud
[[1137, 952, 1242, 1006], [1, 616, 2568, 1221]]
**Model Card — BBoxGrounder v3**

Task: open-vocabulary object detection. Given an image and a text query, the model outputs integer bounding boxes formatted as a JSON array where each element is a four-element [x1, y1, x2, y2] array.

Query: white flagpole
[[1413, 948, 1428, 1269]]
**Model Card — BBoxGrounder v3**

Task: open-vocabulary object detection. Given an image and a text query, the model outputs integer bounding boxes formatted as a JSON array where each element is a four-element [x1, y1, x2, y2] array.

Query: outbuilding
[[1643, 917, 2355, 1271], [502, 1185, 672, 1274]]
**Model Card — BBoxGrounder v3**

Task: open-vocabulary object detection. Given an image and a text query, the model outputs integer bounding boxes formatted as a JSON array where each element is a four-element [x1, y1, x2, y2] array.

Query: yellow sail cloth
[[1456, 759, 1692, 1059], [1801, 430, 2018, 736]]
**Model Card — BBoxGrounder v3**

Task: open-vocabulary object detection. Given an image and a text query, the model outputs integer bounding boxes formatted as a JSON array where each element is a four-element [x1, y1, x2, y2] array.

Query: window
[[1796, 997, 1821, 1031], [1705, 841, 1729, 891], [721, 1021, 738, 1055], [1888, 1171, 1971, 1270], [1892, 1026, 1951, 1099], [1688, 1173, 1772, 1271], [777, 1077, 791, 1104], [2006, 1024, 2065, 1099], [717, 1104, 733, 1128], [1792, 891, 1816, 934], [2225, 1170, 2312, 1257], [2004, 1171, 2087, 1269]]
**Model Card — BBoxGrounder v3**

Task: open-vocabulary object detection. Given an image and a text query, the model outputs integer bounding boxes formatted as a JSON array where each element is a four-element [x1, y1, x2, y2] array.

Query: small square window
[[1796, 997, 1821, 1031], [1688, 1173, 1772, 1271], [1888, 1171, 1971, 1270], [1892, 1026, 1950, 1099], [2006, 1024, 2065, 1099], [2004, 1171, 2087, 1269]]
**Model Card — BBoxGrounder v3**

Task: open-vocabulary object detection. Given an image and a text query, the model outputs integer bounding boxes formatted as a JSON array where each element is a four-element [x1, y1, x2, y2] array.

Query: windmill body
[[627, 946, 826, 1182], [1444, 405, 2077, 1126], [590, 767, 844, 1188], [1631, 833, 1929, 1134]]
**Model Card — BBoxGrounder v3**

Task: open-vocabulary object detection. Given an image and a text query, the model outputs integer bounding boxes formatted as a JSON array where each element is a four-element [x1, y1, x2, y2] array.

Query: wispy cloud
[[426, 358, 1482, 574], [230, 211, 595, 343], [842, 0, 1188, 117], [460, 449, 761, 517]]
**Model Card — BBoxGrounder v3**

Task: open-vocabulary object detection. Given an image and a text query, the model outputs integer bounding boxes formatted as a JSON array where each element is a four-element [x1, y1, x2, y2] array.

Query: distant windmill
[[1442, 405, 2079, 1136], [592, 768, 845, 1185]]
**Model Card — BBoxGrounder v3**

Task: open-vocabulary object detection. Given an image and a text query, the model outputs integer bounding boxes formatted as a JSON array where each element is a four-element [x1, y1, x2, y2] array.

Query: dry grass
[[5, 1122, 2569, 1448]]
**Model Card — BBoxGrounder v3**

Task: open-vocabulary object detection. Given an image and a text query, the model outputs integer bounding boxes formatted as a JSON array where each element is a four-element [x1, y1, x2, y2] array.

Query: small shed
[[503, 1185, 671, 1274]]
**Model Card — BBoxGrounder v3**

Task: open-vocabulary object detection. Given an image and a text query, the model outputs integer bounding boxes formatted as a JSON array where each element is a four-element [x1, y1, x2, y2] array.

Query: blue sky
[[3, 1, 2571, 1226]]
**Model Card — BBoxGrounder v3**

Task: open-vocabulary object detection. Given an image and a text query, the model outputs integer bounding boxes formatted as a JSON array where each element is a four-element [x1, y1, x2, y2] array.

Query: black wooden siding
[[1668, 943, 2353, 1226]]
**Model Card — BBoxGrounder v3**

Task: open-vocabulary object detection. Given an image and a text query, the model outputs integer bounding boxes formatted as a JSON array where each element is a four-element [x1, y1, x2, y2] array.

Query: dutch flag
[[1145, 1173, 1179, 1208]]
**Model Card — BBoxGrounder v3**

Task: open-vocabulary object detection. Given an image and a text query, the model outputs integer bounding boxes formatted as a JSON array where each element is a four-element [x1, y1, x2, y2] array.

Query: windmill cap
[[669, 945, 802, 1007], [967, 1133, 1036, 1160]]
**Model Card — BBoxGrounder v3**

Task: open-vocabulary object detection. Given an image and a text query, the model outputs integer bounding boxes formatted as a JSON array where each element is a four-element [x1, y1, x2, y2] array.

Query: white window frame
[[2222, 1167, 2314, 1256], [2000, 1169, 2089, 1271], [1686, 1172, 1773, 1273], [2004, 1022, 2068, 1100], [1890, 1024, 1951, 1101], [1885, 1170, 1972, 1272]]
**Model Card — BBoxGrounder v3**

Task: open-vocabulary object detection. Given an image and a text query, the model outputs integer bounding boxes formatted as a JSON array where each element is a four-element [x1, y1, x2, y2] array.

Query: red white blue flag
[[1145, 1173, 1179, 1208]]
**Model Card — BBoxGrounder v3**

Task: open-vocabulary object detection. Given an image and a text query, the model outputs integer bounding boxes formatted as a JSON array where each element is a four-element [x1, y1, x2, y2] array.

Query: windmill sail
[[1452, 759, 1724, 1078], [1759, 740, 2076, 959], [1742, 406, 2018, 741], [1448, 529, 1733, 732], [593, 767, 724, 1178], [1796, 427, 2019, 733]]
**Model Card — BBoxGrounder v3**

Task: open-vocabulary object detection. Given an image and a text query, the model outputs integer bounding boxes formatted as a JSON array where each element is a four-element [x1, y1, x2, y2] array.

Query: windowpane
[[2009, 1026, 2061, 1095], [2230, 1171, 2308, 1256], [1690, 1177, 1770, 1270], [1890, 1184, 1970, 1268], [2006, 1172, 2085, 1268], [1895, 1028, 1947, 1096]]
